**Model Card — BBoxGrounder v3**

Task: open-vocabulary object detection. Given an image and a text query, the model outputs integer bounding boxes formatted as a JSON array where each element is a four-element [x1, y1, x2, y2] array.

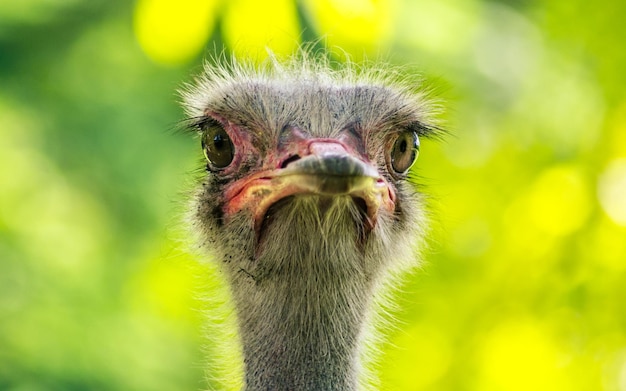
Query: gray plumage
[[182, 52, 440, 391]]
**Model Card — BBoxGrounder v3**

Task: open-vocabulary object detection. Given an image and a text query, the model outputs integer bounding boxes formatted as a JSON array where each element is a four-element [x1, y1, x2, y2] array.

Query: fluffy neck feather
[[226, 197, 379, 390]]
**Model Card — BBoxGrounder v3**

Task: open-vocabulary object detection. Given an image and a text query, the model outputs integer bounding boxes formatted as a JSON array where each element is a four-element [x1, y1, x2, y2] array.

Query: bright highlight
[[134, 0, 220, 66], [221, 0, 300, 61], [480, 320, 570, 390], [303, 0, 395, 57], [598, 158, 626, 226]]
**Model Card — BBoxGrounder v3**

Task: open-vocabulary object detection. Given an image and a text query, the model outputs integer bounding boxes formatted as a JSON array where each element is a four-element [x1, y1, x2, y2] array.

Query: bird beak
[[223, 140, 396, 236]]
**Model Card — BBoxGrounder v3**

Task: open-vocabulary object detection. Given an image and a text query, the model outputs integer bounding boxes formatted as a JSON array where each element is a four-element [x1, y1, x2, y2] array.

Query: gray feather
[[183, 51, 439, 391]]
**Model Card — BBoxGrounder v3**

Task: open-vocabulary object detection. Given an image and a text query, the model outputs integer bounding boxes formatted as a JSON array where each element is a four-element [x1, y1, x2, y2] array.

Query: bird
[[181, 51, 440, 391]]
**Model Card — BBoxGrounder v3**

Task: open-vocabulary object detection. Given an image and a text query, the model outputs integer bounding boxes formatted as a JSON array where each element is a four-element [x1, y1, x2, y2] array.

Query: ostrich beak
[[223, 140, 396, 236]]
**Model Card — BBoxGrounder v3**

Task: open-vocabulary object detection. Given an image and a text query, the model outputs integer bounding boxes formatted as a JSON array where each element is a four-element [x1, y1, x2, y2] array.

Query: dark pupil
[[213, 134, 225, 150], [391, 132, 418, 174], [399, 139, 407, 153], [203, 125, 234, 169]]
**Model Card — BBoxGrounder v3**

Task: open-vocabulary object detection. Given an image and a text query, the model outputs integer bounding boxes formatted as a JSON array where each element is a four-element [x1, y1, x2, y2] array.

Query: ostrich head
[[182, 53, 439, 391]]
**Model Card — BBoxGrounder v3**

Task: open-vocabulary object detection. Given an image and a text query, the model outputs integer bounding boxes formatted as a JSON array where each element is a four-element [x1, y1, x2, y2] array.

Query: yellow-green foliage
[[0, 0, 625, 390]]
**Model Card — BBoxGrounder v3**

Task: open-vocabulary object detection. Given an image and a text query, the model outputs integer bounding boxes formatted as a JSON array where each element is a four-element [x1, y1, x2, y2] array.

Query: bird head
[[184, 55, 439, 280]]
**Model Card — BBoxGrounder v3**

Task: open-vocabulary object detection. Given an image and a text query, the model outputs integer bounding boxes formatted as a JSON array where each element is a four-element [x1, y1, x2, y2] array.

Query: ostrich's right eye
[[201, 123, 234, 169], [390, 131, 419, 174]]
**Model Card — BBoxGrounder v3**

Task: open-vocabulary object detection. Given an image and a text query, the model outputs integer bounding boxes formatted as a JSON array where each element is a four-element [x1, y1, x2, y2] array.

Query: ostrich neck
[[230, 241, 375, 390]]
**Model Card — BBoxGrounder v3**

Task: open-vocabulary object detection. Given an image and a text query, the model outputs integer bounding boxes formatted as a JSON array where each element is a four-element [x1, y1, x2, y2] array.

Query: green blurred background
[[1, 0, 625, 390]]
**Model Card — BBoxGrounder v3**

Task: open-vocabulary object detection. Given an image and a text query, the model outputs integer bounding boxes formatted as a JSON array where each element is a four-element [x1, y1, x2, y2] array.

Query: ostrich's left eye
[[201, 123, 235, 169], [390, 132, 419, 174]]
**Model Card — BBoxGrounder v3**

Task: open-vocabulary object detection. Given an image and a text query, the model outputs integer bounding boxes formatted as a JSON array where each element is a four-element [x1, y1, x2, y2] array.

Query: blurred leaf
[[301, 0, 396, 59], [134, 0, 221, 66], [221, 0, 301, 61]]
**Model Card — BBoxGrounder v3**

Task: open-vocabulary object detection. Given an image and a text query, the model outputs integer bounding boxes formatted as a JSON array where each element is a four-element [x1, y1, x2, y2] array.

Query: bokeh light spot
[[620, 354, 626, 391], [508, 52, 605, 154], [396, 0, 479, 55], [221, 0, 300, 61], [302, 0, 394, 57], [528, 166, 591, 236], [134, 0, 219, 66], [598, 158, 626, 226], [480, 320, 570, 390], [128, 250, 199, 320]]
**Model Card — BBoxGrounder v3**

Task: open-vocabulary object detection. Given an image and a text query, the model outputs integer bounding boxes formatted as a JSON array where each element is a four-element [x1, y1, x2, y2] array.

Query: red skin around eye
[[221, 133, 396, 236]]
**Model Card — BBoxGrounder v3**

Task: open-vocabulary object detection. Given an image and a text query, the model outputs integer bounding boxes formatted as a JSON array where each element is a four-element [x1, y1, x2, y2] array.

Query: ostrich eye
[[390, 132, 419, 174], [201, 123, 234, 169]]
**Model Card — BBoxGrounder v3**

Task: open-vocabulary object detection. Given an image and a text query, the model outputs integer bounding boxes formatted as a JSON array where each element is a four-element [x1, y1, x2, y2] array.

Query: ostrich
[[182, 53, 440, 391]]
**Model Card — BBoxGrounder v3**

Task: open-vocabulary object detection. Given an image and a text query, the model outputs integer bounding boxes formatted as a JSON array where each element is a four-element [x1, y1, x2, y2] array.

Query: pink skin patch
[[223, 137, 396, 236]]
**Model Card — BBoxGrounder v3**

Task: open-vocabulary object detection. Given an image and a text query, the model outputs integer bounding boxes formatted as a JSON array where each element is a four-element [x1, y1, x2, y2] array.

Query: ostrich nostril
[[280, 154, 301, 168]]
